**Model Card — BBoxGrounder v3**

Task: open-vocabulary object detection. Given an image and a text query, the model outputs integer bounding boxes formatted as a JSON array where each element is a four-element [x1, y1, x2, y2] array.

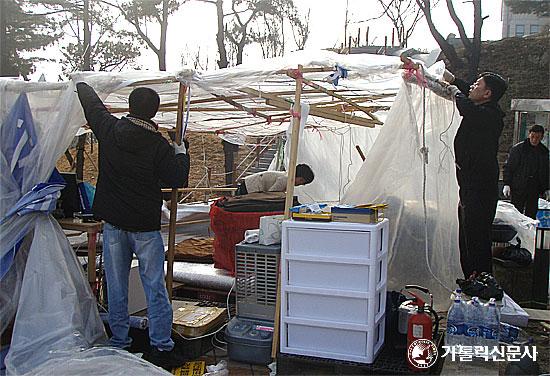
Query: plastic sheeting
[[495, 201, 537, 254], [0, 79, 107, 374], [342, 75, 463, 309], [30, 347, 170, 375]]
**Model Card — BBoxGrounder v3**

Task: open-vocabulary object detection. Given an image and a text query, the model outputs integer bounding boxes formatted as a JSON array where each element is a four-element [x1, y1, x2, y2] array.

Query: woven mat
[[174, 237, 214, 263]]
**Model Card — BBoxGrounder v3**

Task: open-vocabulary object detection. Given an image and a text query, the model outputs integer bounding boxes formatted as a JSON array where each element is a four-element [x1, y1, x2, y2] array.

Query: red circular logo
[[408, 339, 438, 369]]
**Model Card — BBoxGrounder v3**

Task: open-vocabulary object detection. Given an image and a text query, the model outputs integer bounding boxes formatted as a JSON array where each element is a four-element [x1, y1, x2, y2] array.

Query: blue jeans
[[103, 222, 174, 351]]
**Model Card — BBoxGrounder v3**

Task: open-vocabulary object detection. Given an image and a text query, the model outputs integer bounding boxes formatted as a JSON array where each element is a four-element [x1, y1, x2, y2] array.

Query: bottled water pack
[[446, 290, 501, 349]]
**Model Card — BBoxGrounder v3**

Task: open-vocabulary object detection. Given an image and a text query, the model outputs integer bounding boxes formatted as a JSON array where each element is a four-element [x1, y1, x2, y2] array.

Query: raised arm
[[76, 82, 117, 140]]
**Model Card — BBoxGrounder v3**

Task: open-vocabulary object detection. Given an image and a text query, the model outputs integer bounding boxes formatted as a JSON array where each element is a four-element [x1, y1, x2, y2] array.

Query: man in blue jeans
[[76, 82, 190, 369]]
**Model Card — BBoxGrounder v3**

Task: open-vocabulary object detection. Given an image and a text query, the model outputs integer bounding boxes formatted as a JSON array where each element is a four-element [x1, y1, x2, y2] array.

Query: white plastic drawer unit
[[281, 315, 386, 364], [284, 284, 387, 325], [282, 219, 389, 260]]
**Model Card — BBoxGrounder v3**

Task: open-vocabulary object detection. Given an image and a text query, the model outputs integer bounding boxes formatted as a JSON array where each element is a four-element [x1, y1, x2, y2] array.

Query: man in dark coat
[[444, 71, 508, 278], [503, 124, 549, 219], [76, 82, 190, 369]]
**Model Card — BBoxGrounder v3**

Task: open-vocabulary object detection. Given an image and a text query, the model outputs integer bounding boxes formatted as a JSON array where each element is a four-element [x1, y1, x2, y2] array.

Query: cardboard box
[[331, 205, 385, 224]]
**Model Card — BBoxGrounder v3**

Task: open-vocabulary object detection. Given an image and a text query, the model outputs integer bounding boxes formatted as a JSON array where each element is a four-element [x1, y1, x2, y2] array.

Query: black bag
[[499, 244, 532, 267]]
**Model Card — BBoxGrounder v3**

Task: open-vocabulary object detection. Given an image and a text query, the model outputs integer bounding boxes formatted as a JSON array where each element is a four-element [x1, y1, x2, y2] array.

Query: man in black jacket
[[503, 124, 549, 219], [444, 71, 507, 278], [76, 82, 190, 369]]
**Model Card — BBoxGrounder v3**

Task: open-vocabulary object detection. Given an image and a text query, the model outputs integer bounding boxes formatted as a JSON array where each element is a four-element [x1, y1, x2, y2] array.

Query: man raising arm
[[76, 82, 189, 369]]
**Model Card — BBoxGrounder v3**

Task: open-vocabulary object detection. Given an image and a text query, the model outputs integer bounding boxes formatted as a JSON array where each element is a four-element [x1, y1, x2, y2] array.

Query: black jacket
[[453, 78, 505, 190], [76, 82, 190, 232], [503, 139, 549, 195]]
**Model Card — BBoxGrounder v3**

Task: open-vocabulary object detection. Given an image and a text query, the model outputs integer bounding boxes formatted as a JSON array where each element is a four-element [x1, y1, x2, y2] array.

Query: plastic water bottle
[[465, 297, 482, 346], [446, 293, 466, 347], [481, 298, 500, 349]]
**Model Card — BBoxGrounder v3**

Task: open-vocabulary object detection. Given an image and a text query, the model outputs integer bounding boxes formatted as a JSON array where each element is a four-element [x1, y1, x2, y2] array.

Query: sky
[[31, 0, 504, 81]]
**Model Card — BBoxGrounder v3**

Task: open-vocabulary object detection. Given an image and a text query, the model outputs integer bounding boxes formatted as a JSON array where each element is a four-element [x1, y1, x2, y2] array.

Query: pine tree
[[0, 0, 60, 79]]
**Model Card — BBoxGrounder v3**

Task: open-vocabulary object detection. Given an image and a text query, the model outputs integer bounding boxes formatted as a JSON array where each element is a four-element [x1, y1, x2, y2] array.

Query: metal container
[[235, 242, 280, 321]]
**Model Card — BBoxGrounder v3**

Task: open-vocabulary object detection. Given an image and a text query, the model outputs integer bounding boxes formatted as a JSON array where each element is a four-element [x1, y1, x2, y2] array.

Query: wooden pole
[[166, 82, 187, 300], [355, 145, 366, 161], [348, 35, 352, 53], [283, 66, 303, 220], [357, 28, 361, 47], [272, 65, 303, 360], [366, 27, 370, 46], [384, 36, 388, 55]]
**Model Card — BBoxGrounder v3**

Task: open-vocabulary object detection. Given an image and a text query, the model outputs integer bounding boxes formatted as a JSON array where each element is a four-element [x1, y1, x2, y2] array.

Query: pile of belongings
[[456, 272, 504, 300]]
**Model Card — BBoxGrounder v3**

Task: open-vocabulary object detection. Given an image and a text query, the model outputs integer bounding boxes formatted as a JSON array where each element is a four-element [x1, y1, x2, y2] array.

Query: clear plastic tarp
[[0, 79, 107, 374], [342, 66, 463, 309]]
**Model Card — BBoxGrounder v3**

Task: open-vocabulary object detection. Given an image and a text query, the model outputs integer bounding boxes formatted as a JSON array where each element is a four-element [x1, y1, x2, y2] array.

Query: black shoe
[[456, 272, 504, 301], [143, 347, 186, 370]]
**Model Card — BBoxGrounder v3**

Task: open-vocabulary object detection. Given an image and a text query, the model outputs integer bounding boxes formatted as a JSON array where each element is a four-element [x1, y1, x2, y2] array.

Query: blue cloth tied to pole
[[0, 94, 66, 280]]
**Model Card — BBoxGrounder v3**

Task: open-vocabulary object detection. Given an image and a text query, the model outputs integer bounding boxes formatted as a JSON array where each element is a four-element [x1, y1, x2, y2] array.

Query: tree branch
[[446, 0, 471, 50], [416, 0, 463, 70]]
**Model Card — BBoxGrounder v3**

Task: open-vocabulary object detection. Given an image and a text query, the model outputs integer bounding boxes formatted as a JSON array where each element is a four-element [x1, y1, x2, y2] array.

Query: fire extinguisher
[[402, 285, 440, 370]]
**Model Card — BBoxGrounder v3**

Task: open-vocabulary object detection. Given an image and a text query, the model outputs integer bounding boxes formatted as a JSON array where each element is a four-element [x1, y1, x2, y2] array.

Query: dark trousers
[[458, 187, 498, 278], [511, 181, 539, 219], [235, 181, 248, 196], [222, 141, 239, 186]]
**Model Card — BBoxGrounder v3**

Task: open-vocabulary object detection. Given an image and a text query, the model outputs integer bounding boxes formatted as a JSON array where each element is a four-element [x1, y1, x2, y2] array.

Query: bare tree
[[225, 0, 261, 65], [291, 8, 310, 50], [102, 0, 187, 71], [181, 45, 210, 69], [376, 0, 425, 47], [195, 0, 229, 68], [417, 0, 486, 81]]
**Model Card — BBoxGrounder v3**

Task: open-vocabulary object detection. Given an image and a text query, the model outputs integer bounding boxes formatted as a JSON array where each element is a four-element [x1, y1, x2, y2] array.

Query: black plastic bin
[[225, 317, 273, 365]]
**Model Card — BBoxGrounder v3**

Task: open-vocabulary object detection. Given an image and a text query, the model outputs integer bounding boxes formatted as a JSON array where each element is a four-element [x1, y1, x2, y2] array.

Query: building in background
[[501, 0, 550, 38]]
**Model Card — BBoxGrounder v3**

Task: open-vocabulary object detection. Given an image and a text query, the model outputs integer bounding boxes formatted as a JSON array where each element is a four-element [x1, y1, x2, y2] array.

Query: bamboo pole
[[239, 87, 379, 128], [166, 82, 187, 300], [272, 65, 303, 360], [299, 76, 381, 123]]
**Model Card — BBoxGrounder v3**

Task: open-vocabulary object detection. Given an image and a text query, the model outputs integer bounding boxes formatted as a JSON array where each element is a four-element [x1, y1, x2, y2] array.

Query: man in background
[[235, 164, 314, 195], [76, 82, 189, 369], [503, 124, 549, 219]]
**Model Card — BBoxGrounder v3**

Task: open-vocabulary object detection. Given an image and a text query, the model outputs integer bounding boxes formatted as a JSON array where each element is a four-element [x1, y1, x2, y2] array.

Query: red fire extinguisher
[[402, 285, 440, 371]]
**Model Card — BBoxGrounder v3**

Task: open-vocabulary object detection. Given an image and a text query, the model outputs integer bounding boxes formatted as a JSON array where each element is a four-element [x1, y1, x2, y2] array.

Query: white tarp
[[342, 70, 463, 309]]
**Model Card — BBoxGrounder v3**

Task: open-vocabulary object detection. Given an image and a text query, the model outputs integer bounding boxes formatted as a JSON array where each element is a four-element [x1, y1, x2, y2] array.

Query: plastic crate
[[235, 242, 280, 321]]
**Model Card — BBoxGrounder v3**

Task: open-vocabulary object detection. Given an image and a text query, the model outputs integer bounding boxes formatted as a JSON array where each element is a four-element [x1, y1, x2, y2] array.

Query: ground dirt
[[55, 131, 256, 202]]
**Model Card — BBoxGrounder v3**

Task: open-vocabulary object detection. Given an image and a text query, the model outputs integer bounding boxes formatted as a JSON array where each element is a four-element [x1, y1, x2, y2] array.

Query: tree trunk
[[159, 0, 169, 71], [216, 0, 228, 68], [468, 0, 483, 81], [237, 38, 245, 65], [82, 0, 91, 71], [0, 0, 7, 76]]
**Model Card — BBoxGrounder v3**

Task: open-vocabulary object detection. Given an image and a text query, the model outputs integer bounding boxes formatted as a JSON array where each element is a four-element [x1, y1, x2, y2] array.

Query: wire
[[418, 66, 453, 294], [171, 321, 228, 341], [438, 101, 456, 173], [226, 279, 235, 320]]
